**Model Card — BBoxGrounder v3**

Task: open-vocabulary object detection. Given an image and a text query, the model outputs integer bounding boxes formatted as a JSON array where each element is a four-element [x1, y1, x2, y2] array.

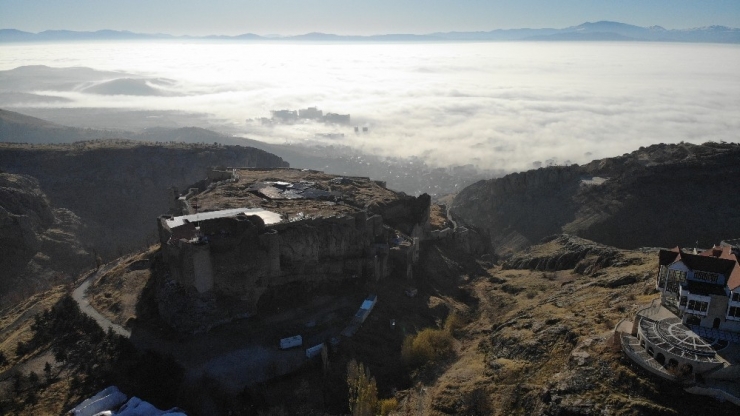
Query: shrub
[[402, 328, 454, 367], [379, 398, 398, 415], [444, 312, 465, 335]]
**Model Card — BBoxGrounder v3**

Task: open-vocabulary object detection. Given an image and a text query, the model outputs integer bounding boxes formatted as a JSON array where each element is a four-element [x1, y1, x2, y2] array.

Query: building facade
[[656, 244, 740, 333]]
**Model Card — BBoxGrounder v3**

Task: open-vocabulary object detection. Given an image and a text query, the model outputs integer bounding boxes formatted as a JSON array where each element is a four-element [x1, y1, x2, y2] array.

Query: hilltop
[[451, 142, 740, 256]]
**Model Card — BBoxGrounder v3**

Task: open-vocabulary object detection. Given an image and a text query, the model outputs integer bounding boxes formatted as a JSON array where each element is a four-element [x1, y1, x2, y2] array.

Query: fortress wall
[[192, 245, 214, 293], [161, 210, 381, 310]]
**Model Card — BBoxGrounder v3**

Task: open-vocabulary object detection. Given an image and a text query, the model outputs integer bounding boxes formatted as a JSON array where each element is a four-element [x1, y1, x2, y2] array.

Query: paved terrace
[[639, 317, 723, 363]]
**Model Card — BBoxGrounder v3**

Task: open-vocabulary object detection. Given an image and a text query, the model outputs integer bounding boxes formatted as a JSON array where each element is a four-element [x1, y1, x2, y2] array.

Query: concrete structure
[[280, 335, 303, 350], [341, 294, 377, 337], [305, 343, 325, 358]]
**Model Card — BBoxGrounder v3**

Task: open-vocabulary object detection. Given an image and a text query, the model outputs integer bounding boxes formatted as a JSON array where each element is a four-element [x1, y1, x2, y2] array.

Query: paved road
[[446, 205, 458, 231], [72, 266, 131, 338]]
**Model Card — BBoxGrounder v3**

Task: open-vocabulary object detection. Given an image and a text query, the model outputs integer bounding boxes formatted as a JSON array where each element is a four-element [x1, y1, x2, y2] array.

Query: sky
[[1, 0, 739, 36]]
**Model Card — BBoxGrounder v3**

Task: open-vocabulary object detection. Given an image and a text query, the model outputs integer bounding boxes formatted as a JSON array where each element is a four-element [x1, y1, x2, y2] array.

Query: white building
[[656, 244, 740, 333]]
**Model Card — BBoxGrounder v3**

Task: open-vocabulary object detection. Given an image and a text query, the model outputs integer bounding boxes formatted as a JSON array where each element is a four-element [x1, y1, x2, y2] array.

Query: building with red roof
[[656, 242, 740, 332]]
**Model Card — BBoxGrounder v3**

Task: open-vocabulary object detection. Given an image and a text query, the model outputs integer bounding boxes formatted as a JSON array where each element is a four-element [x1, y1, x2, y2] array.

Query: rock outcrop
[[502, 234, 622, 275], [452, 142, 740, 256], [0, 172, 89, 302]]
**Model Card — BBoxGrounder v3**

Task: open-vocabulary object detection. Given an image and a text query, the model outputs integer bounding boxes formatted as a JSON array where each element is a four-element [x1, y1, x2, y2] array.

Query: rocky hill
[[0, 172, 89, 304], [451, 142, 740, 256]]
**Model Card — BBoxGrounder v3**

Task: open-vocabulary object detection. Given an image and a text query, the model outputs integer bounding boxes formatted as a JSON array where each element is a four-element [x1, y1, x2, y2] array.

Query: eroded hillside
[[451, 142, 740, 256], [0, 172, 89, 305]]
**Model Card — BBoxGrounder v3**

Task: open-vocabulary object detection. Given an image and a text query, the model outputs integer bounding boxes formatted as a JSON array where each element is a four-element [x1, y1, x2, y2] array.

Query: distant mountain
[[2, 21, 739, 43]]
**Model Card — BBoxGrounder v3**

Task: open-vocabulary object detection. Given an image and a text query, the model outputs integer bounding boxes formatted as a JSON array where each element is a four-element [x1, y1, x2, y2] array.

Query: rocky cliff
[[0, 140, 288, 262], [0, 172, 90, 303], [452, 142, 740, 256]]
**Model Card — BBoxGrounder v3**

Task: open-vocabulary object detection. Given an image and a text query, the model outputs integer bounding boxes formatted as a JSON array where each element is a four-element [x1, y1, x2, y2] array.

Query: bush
[[379, 397, 398, 415], [402, 328, 454, 367], [443, 312, 465, 335]]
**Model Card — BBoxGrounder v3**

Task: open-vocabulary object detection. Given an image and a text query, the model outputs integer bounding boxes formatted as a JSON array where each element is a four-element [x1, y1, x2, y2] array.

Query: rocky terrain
[[452, 142, 740, 256], [0, 172, 89, 305], [3, 234, 737, 415]]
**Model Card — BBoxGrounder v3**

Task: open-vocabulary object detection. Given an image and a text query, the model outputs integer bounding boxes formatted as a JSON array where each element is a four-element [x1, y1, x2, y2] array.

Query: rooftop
[[165, 208, 282, 228], [188, 168, 401, 221]]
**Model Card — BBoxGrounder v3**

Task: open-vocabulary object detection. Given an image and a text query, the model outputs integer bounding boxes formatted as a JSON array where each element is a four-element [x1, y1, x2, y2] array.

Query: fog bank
[[1, 41, 738, 172]]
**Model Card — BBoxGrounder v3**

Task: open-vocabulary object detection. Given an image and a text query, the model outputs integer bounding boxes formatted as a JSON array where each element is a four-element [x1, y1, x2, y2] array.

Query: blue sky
[[1, 0, 739, 36]]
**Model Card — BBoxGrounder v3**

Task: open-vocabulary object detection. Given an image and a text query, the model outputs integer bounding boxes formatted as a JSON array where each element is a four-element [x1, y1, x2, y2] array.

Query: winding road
[[72, 265, 131, 338]]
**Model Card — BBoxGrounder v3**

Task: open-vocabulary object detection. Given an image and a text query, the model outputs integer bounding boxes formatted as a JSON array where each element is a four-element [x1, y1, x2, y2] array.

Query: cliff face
[[0, 141, 288, 261], [452, 142, 740, 255], [0, 172, 89, 302]]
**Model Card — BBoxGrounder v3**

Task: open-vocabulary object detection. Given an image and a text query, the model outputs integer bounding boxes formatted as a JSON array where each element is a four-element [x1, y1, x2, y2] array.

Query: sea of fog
[[1, 41, 739, 172]]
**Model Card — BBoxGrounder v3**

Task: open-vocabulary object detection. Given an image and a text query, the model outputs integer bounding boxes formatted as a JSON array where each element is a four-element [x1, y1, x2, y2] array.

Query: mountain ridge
[[451, 142, 740, 256], [2, 21, 739, 43]]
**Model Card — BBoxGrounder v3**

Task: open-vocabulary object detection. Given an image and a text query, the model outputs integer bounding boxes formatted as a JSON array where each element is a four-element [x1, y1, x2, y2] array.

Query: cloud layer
[[1, 41, 738, 172]]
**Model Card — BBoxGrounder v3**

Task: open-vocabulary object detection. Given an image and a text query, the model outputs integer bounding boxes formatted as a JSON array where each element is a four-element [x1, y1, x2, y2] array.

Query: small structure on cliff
[[157, 168, 430, 328]]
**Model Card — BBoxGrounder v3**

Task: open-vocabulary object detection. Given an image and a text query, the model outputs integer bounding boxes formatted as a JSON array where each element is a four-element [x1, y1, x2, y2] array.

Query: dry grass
[[87, 246, 158, 326], [394, 245, 733, 415], [428, 204, 449, 230], [0, 287, 67, 370]]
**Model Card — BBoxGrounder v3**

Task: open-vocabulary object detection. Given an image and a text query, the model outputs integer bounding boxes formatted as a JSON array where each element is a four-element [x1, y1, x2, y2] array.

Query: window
[[665, 269, 686, 294], [732, 292, 740, 302], [687, 300, 709, 313], [680, 296, 687, 306], [658, 266, 668, 288], [693, 270, 719, 283], [728, 307, 740, 319]]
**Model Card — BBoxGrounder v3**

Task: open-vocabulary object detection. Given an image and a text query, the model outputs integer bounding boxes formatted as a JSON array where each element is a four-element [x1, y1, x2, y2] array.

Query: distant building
[[271, 110, 298, 122], [324, 112, 351, 125], [298, 107, 323, 119]]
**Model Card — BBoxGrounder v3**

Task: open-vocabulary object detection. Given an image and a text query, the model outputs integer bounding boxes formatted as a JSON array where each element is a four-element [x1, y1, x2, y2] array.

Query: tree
[[28, 371, 39, 387], [347, 359, 378, 416], [44, 362, 52, 382]]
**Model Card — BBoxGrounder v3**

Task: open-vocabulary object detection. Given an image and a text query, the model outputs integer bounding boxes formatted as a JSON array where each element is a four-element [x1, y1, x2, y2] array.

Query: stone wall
[[159, 210, 396, 312]]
